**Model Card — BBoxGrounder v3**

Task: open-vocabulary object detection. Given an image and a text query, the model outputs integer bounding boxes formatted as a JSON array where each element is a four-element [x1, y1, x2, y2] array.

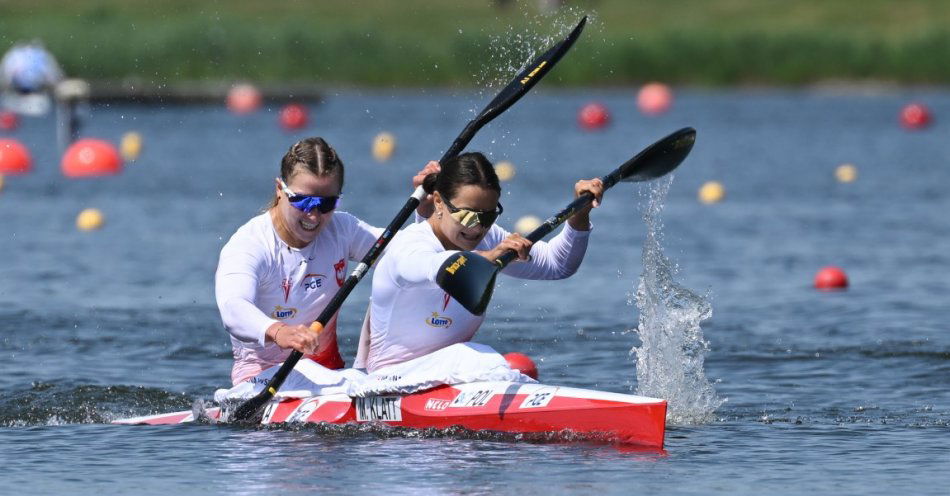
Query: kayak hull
[[113, 381, 667, 448]]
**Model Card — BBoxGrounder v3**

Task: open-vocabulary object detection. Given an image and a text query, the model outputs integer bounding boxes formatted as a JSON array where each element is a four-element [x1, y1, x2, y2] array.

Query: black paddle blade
[[230, 391, 269, 423], [436, 251, 500, 316], [617, 127, 696, 183], [479, 16, 587, 122]]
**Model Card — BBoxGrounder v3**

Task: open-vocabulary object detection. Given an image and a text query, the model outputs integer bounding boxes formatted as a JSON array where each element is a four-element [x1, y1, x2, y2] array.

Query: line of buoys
[[120, 132, 143, 161], [698, 180, 725, 204], [814, 266, 848, 290], [279, 103, 308, 130], [494, 160, 515, 182], [578, 102, 609, 130], [504, 352, 538, 380], [372, 132, 396, 162], [514, 215, 542, 235], [62, 139, 122, 177], [835, 163, 857, 183], [899, 103, 932, 129], [637, 82, 673, 115], [0, 111, 18, 131], [76, 208, 105, 231], [227, 83, 262, 114], [0, 138, 31, 175]]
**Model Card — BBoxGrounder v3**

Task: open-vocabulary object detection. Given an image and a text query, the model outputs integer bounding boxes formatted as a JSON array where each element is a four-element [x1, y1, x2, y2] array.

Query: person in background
[[0, 40, 63, 96]]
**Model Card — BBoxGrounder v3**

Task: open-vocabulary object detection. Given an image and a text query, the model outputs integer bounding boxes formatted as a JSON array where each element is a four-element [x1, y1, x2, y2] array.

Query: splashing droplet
[[631, 177, 722, 425]]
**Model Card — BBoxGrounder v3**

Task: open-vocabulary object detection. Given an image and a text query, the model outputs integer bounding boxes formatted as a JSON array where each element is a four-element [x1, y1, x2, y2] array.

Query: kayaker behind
[[216, 137, 420, 385], [366, 152, 604, 372]]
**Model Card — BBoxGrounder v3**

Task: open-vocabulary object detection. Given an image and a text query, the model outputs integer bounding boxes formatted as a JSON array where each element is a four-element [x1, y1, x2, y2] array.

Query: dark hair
[[422, 152, 501, 201], [268, 137, 344, 208]]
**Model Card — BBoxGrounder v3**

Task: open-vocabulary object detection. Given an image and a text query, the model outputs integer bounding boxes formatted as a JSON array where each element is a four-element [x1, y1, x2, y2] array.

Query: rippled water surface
[[1, 87, 949, 494]]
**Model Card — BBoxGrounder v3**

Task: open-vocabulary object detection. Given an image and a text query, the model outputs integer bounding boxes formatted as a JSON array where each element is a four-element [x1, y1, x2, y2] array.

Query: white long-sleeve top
[[367, 220, 590, 372], [215, 211, 382, 384]]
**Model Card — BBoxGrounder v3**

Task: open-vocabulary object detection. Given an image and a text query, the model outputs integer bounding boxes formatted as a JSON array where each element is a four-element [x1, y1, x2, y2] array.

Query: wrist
[[265, 322, 285, 343], [568, 214, 591, 231]]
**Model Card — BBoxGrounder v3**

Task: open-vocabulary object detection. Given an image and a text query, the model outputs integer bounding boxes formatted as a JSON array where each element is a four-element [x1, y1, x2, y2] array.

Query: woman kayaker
[[366, 151, 603, 372], [216, 137, 419, 385]]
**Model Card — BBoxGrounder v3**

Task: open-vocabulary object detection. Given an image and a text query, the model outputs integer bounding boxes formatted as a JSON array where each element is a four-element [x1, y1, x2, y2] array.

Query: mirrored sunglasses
[[443, 196, 503, 228], [278, 177, 341, 214]]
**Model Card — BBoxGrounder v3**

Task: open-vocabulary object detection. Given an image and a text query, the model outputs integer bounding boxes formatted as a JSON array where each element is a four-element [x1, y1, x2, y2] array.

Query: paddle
[[436, 127, 697, 316], [231, 17, 588, 423]]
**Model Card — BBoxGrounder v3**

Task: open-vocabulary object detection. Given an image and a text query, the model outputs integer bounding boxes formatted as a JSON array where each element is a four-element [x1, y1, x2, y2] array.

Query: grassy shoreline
[[4, 1, 950, 87]]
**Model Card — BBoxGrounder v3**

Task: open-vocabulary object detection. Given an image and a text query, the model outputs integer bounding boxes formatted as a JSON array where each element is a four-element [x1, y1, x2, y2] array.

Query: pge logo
[[271, 306, 298, 319], [301, 273, 326, 291]]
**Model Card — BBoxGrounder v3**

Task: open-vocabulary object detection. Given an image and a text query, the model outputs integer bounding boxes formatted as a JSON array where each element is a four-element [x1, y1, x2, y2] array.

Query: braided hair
[[268, 137, 345, 209]]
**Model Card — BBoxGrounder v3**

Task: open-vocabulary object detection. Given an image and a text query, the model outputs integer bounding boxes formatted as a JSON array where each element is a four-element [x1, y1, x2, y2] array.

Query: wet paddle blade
[[480, 17, 587, 119], [618, 127, 696, 183], [231, 393, 267, 423], [436, 252, 500, 316]]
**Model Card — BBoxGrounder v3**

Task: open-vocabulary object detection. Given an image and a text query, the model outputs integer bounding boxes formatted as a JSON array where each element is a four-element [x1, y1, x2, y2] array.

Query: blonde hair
[[267, 137, 344, 209]]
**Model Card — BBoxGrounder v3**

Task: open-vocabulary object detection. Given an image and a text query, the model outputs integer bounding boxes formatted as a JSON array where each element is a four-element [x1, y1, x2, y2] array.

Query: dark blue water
[[1, 88, 948, 494]]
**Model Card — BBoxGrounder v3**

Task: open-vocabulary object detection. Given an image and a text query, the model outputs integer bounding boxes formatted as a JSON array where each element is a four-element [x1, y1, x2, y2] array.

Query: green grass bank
[[4, 0, 950, 87]]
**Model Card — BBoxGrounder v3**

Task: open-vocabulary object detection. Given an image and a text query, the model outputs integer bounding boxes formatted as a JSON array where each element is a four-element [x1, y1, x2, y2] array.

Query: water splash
[[631, 177, 722, 425], [0, 381, 193, 426], [472, 5, 593, 104]]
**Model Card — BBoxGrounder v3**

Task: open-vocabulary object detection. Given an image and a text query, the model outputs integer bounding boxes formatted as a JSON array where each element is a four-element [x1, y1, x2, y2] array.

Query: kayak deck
[[113, 381, 667, 447]]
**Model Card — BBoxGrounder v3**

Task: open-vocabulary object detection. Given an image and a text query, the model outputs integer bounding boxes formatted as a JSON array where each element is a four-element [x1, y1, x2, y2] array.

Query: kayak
[[113, 381, 667, 447]]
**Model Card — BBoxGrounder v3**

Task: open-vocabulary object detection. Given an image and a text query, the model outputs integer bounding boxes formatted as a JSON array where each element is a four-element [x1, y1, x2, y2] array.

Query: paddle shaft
[[231, 17, 587, 421], [495, 172, 622, 268]]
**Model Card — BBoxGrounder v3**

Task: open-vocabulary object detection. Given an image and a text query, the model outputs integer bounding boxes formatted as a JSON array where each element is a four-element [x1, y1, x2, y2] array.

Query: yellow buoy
[[514, 215, 542, 235], [372, 132, 396, 162], [76, 208, 104, 231], [835, 163, 857, 183], [120, 132, 143, 161], [0, 174, 4, 193], [495, 161, 515, 182], [698, 181, 725, 204]]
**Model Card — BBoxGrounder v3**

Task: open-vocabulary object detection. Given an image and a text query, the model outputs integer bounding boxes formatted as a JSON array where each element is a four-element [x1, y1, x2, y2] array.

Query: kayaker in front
[[365, 151, 604, 375]]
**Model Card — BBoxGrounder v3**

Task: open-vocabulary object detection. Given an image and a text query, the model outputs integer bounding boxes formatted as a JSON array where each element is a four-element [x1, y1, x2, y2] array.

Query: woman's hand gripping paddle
[[231, 17, 588, 423], [436, 127, 697, 316]]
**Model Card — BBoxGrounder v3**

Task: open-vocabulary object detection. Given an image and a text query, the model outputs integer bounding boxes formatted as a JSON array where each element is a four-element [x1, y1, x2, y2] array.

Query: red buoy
[[61, 139, 122, 177], [0, 138, 31, 175], [279, 103, 308, 130], [814, 266, 849, 290], [900, 103, 932, 129], [637, 82, 673, 115], [226, 84, 262, 114], [0, 111, 18, 131], [504, 352, 539, 380], [578, 102, 609, 130]]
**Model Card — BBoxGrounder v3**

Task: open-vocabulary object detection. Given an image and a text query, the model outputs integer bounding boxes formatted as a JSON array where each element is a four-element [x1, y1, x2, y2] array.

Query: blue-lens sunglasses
[[278, 177, 341, 214]]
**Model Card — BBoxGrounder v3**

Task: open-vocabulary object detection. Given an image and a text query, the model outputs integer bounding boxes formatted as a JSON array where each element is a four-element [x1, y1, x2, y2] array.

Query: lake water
[[1, 88, 948, 494]]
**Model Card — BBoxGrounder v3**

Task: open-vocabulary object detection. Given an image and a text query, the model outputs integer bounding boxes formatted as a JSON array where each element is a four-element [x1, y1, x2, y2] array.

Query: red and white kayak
[[113, 381, 667, 447]]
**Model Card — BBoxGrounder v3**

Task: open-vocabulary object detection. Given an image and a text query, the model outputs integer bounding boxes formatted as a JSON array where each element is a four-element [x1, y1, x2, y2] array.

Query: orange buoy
[[279, 103, 308, 130], [814, 266, 849, 290], [226, 84, 262, 114], [61, 139, 122, 177], [578, 102, 609, 130], [0, 111, 18, 131], [637, 82, 673, 115], [900, 103, 931, 129], [0, 138, 32, 175], [504, 352, 539, 380]]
